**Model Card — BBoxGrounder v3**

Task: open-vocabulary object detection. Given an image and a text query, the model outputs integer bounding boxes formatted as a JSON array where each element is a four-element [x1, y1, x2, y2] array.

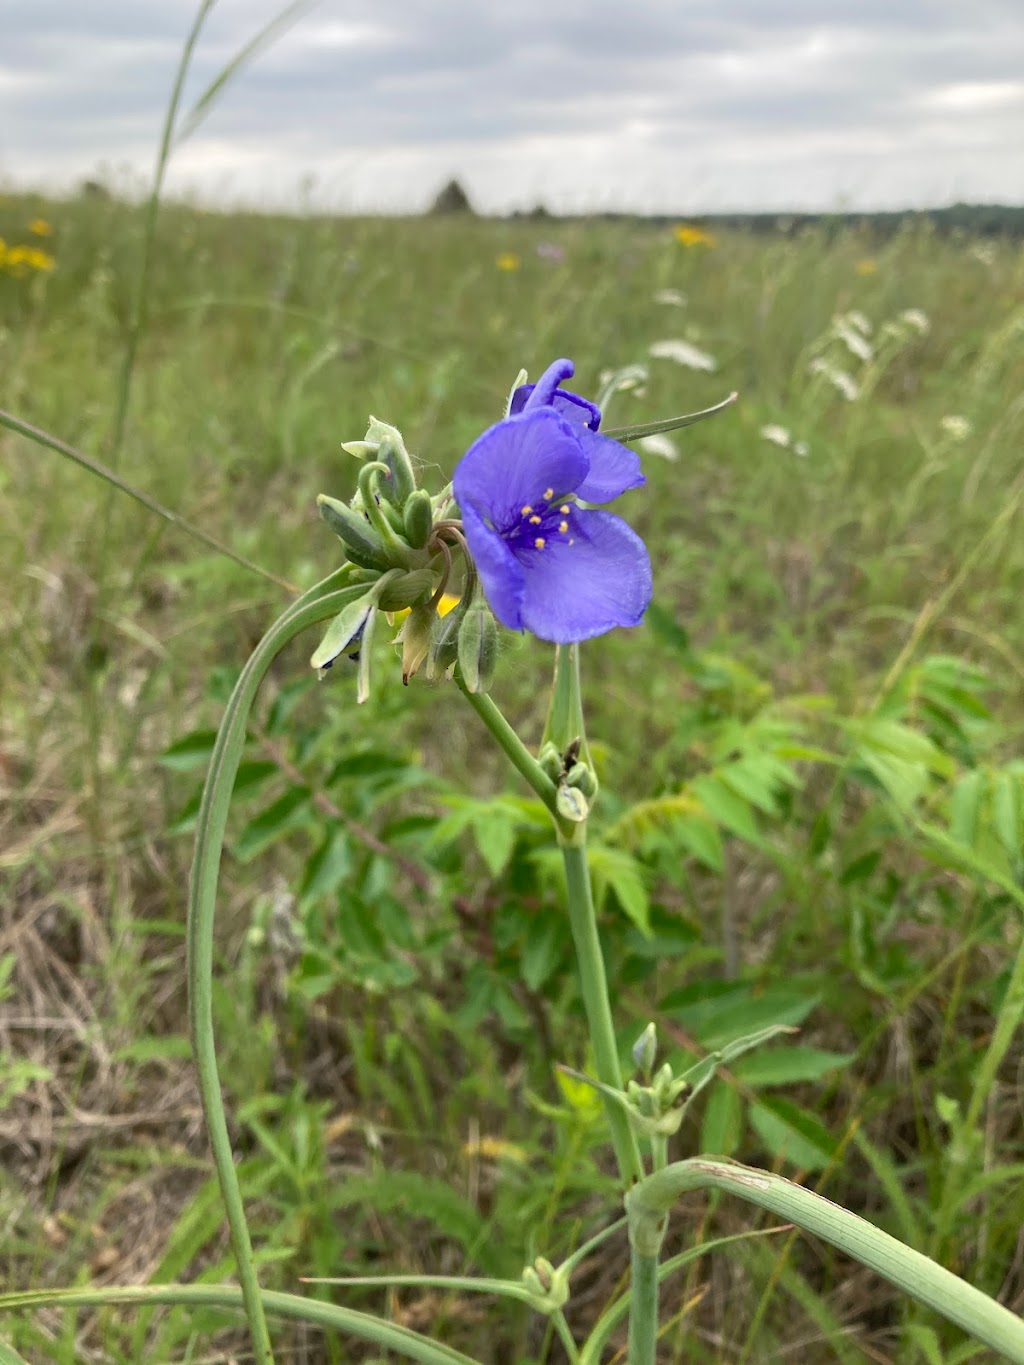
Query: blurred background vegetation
[[2, 187, 1024, 1362]]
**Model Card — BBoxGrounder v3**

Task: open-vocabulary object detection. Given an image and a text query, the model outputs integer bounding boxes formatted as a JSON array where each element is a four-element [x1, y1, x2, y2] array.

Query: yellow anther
[[559, 504, 570, 514], [542, 487, 554, 501], [558, 520, 569, 533], [534, 536, 546, 549], [521, 505, 533, 515], [529, 514, 542, 525]]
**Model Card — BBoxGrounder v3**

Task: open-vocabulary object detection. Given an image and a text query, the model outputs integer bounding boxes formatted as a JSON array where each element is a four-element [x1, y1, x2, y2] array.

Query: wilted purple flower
[[453, 359, 652, 644]]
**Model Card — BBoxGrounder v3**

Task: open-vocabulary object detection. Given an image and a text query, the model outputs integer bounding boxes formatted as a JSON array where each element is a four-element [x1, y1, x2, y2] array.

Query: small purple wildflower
[[453, 359, 652, 644]]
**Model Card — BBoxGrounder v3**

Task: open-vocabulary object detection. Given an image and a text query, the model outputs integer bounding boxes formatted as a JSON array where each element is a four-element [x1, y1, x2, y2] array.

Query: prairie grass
[[2, 188, 1024, 1362]]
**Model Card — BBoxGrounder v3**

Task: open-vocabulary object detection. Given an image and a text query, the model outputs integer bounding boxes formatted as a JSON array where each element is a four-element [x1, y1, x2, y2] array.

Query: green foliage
[[5, 187, 1024, 1360]]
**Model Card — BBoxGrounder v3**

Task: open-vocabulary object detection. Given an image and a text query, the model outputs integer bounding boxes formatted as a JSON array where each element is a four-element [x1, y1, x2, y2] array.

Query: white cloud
[[1, 1, 1022, 212]]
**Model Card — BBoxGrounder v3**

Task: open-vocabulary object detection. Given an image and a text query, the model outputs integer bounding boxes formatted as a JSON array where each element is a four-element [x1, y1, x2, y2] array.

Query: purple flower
[[453, 359, 652, 644]]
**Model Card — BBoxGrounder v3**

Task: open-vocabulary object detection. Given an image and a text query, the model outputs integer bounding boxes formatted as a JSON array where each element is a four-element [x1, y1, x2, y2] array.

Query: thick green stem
[[626, 1248, 659, 1365], [627, 1158, 1024, 1363], [561, 839, 645, 1187], [188, 567, 360, 1365]]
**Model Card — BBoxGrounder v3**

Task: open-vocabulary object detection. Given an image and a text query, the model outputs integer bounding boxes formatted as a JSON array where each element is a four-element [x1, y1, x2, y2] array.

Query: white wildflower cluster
[[809, 357, 860, 402], [939, 415, 972, 441], [638, 433, 679, 460], [808, 303, 930, 402], [648, 338, 717, 372], [833, 311, 874, 363], [652, 288, 687, 307], [759, 423, 809, 457]]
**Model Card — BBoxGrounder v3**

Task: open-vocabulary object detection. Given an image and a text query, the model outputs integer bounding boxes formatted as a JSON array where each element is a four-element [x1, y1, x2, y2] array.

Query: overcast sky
[[3, 1, 1023, 214]]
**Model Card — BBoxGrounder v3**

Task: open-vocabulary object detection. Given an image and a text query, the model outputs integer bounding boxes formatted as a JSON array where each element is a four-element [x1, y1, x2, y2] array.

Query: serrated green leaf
[[851, 716, 955, 777], [114, 1036, 193, 1064], [675, 814, 724, 871], [701, 1082, 743, 1157], [857, 750, 929, 810], [588, 845, 651, 935], [159, 729, 219, 771], [662, 980, 818, 1049], [732, 1047, 851, 1087], [300, 829, 353, 904], [992, 770, 1020, 862], [691, 774, 761, 842], [718, 757, 785, 814], [234, 787, 311, 862], [749, 1095, 836, 1170], [521, 915, 564, 991]]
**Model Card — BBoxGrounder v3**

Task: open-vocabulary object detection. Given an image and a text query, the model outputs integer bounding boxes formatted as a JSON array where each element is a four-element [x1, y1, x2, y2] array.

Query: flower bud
[[457, 599, 498, 694], [402, 488, 434, 549], [426, 599, 466, 679], [632, 1022, 658, 1077], [555, 783, 589, 824], [564, 760, 598, 798], [537, 742, 564, 783], [365, 417, 416, 506], [396, 602, 436, 684], [317, 494, 389, 570], [377, 568, 435, 612]]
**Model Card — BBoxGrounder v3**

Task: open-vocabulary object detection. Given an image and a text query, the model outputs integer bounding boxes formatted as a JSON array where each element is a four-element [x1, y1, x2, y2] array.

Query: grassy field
[[3, 188, 1024, 1363]]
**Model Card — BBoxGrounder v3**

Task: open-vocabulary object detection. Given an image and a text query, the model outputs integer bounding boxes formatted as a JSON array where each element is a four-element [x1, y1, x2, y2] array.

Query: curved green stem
[[627, 1158, 1024, 1363], [187, 566, 360, 1365], [0, 1284, 478, 1365], [456, 682, 560, 815]]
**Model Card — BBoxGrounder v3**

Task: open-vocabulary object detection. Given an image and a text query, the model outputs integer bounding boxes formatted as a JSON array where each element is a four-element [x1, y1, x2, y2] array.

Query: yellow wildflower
[[496, 252, 521, 272], [28, 218, 53, 237], [673, 223, 717, 248], [855, 258, 878, 276], [3, 245, 56, 275], [389, 592, 461, 626], [462, 1135, 529, 1163]]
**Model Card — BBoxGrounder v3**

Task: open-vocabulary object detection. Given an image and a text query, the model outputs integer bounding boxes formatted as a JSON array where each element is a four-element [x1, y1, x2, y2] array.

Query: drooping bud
[[309, 591, 378, 676], [457, 598, 498, 694], [395, 603, 436, 684], [402, 488, 434, 549], [426, 599, 466, 679], [317, 495, 389, 570]]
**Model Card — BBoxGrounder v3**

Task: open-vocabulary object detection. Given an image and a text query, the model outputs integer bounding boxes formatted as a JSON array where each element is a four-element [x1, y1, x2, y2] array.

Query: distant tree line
[[425, 180, 1024, 238]]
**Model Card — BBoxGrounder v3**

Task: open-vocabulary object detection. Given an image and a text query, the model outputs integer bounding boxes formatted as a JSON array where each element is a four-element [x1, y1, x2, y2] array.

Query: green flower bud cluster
[[520, 1256, 570, 1314], [311, 416, 501, 701], [622, 1023, 689, 1139], [538, 738, 599, 824]]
